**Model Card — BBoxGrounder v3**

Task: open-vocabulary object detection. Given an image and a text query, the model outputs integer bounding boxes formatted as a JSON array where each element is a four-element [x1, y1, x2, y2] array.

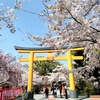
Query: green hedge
[[76, 78, 100, 96], [33, 85, 41, 94]]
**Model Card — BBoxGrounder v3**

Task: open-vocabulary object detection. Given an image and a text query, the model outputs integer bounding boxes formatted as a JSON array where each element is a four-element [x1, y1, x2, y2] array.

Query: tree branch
[[66, 7, 100, 32], [90, 26, 100, 32], [66, 7, 82, 25], [20, 9, 46, 23], [21, 9, 39, 15], [84, 0, 99, 16], [18, 28, 40, 46]]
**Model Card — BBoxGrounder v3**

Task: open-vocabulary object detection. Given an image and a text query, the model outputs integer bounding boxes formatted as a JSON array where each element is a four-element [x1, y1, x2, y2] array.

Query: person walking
[[59, 85, 62, 98], [51, 87, 55, 95], [65, 89, 68, 99], [45, 88, 49, 98]]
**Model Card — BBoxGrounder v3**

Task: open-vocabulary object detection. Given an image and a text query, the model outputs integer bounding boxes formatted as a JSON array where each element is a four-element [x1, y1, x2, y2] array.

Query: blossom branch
[[66, 7, 82, 25], [18, 28, 40, 46], [84, 0, 99, 16], [66, 7, 100, 32]]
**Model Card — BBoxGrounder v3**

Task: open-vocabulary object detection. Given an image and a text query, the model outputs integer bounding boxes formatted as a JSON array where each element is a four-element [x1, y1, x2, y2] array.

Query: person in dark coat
[[59, 85, 62, 98], [65, 89, 68, 99], [45, 88, 49, 98], [51, 87, 55, 95]]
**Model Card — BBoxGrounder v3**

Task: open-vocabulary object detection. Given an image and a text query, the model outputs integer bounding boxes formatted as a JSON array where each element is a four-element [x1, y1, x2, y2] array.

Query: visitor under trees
[[44, 88, 49, 98]]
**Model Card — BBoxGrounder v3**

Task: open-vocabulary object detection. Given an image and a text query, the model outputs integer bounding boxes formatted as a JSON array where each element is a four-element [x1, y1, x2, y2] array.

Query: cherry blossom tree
[[1, 0, 100, 69], [0, 0, 100, 88], [0, 51, 10, 83], [51, 65, 86, 85], [0, 0, 29, 35], [0, 50, 23, 87], [0, 4, 17, 34], [21, 67, 43, 86], [24, 0, 100, 70]]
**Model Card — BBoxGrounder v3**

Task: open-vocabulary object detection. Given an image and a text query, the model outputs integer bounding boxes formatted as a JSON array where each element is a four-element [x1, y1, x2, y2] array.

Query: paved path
[[34, 94, 90, 100], [16, 94, 90, 100]]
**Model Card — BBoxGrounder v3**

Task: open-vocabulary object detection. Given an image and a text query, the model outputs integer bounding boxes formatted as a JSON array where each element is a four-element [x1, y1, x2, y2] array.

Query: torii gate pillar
[[68, 50, 78, 99], [28, 52, 34, 91]]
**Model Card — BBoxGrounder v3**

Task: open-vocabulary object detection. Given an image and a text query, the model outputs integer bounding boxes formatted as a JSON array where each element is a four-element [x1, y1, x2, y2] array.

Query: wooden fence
[[0, 88, 22, 100]]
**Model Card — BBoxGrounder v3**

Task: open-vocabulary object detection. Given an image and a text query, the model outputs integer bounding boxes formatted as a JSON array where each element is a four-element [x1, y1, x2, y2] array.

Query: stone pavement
[[34, 94, 90, 100], [16, 94, 90, 100]]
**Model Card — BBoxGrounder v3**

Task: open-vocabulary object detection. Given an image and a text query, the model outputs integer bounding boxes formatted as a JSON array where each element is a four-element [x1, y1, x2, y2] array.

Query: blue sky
[[0, 0, 68, 65]]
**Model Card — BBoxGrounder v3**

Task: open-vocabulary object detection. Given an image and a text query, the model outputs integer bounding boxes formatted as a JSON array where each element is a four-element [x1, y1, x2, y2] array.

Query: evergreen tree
[[73, 50, 100, 94], [34, 60, 62, 76]]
